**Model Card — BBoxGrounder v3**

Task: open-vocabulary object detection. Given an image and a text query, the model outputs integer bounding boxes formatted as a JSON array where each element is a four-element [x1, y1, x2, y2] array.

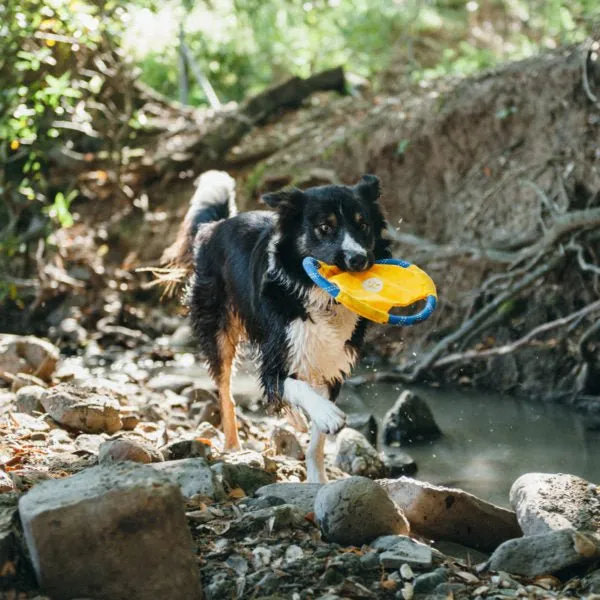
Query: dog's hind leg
[[215, 321, 242, 452]]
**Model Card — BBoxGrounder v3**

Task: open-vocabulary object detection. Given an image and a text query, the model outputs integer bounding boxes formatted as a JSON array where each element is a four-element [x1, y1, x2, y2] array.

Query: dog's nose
[[346, 253, 369, 271]]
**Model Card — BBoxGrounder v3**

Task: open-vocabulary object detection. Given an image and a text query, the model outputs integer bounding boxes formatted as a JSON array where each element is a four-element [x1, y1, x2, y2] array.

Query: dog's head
[[263, 175, 389, 272]]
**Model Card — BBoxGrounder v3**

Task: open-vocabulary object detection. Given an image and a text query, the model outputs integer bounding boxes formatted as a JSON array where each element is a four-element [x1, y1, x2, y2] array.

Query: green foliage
[[0, 0, 133, 279], [128, 0, 599, 105]]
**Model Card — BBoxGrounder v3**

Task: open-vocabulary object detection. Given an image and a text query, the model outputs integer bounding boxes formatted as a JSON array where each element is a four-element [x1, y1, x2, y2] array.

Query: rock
[[153, 457, 225, 501], [510, 472, 600, 536], [73, 433, 106, 456], [212, 461, 276, 496], [161, 439, 212, 461], [433, 540, 489, 564], [18, 463, 203, 599], [382, 390, 441, 446], [334, 428, 387, 479], [346, 413, 378, 447], [0, 495, 19, 574], [15, 385, 46, 414], [373, 536, 433, 569], [583, 568, 600, 594], [10, 412, 50, 432], [412, 568, 449, 594], [230, 504, 309, 536], [314, 476, 409, 546], [255, 482, 324, 514], [11, 372, 46, 392], [170, 323, 194, 348], [379, 477, 521, 552], [99, 438, 163, 464], [147, 373, 194, 393], [41, 384, 123, 434], [0, 471, 14, 493], [382, 450, 417, 477], [196, 422, 225, 451], [487, 528, 600, 577], [271, 427, 305, 459], [0, 335, 59, 382], [121, 412, 140, 431]]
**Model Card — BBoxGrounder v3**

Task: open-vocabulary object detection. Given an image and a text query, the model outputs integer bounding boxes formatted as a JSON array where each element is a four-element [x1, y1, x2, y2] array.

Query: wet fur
[[173, 170, 391, 477]]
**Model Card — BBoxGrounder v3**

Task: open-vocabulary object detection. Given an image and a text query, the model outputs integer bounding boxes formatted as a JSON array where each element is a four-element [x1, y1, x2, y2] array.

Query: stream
[[342, 380, 600, 508], [168, 357, 600, 509]]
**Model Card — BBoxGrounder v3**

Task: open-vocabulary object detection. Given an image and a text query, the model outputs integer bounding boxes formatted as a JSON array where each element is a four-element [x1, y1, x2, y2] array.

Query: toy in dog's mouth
[[302, 257, 437, 326]]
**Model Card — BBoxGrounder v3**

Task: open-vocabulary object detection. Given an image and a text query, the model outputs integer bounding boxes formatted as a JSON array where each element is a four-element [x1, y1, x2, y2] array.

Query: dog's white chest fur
[[286, 288, 359, 386]]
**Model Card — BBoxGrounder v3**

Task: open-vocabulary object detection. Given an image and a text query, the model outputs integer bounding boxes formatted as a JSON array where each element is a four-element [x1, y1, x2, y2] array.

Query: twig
[[434, 299, 600, 368], [385, 228, 518, 264], [581, 46, 600, 110]]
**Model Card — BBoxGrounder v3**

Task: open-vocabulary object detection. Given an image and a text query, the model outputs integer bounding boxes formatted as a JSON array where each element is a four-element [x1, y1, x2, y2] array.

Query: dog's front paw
[[311, 402, 347, 435]]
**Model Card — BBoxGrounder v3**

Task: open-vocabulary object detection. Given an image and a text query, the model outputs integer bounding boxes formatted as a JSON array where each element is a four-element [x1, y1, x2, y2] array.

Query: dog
[[163, 170, 391, 482]]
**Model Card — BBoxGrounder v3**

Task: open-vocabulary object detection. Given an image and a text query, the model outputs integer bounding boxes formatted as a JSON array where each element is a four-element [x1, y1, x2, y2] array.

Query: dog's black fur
[[182, 172, 390, 410]]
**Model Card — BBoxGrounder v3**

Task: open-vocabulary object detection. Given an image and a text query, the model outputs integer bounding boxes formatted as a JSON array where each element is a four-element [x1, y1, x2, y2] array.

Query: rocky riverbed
[[1, 331, 600, 599]]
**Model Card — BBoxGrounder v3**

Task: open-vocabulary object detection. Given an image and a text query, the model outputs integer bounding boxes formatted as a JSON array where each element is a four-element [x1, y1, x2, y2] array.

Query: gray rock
[[0, 471, 14, 494], [0, 334, 59, 382], [15, 385, 46, 414], [0, 494, 18, 568], [230, 504, 309, 535], [510, 472, 600, 536], [346, 412, 378, 447], [99, 438, 163, 465], [255, 482, 323, 514], [18, 463, 203, 600], [146, 374, 194, 393], [359, 550, 380, 570], [413, 568, 449, 594], [583, 568, 600, 594], [271, 427, 305, 459], [161, 439, 212, 461], [433, 540, 489, 564], [314, 476, 409, 546], [379, 477, 521, 552], [375, 536, 433, 569], [11, 372, 46, 392], [170, 323, 194, 348], [383, 450, 417, 477], [382, 390, 441, 446], [487, 528, 600, 577], [211, 461, 276, 496], [153, 458, 225, 501], [334, 428, 387, 479], [41, 384, 123, 434]]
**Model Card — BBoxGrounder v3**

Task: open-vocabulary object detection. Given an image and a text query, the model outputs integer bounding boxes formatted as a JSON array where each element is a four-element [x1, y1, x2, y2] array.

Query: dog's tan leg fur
[[217, 327, 241, 452]]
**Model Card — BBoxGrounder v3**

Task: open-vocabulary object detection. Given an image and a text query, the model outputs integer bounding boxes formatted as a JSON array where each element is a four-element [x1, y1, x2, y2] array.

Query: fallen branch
[[399, 253, 564, 382], [434, 299, 600, 368]]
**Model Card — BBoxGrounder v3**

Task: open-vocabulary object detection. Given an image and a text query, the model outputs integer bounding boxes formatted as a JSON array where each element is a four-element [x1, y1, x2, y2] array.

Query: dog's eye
[[318, 223, 333, 235], [359, 222, 370, 233]]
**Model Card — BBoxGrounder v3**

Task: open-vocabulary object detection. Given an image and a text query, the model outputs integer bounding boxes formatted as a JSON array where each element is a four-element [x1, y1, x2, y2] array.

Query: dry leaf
[[228, 487, 246, 499]]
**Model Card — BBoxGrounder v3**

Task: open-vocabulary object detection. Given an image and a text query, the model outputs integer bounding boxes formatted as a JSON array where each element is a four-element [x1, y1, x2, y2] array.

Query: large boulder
[[379, 477, 521, 552], [314, 476, 409, 546], [18, 463, 203, 600], [382, 390, 441, 446], [510, 472, 600, 536]]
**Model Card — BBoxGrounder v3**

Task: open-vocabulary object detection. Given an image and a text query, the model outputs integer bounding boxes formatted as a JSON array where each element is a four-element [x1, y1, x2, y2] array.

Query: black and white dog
[[165, 170, 390, 482]]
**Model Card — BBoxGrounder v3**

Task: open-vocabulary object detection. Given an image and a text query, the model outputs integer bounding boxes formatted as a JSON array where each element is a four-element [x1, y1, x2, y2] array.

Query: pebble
[[412, 568, 449, 594], [15, 385, 46, 414], [334, 427, 387, 479], [98, 438, 163, 465], [400, 563, 414, 579], [271, 427, 305, 459]]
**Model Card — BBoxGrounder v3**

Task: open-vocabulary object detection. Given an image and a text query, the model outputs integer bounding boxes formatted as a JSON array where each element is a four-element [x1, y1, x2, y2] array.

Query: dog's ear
[[355, 174, 381, 204], [261, 187, 305, 213]]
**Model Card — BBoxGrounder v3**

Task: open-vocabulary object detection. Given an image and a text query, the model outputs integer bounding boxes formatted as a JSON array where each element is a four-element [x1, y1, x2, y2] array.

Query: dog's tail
[[143, 170, 237, 297]]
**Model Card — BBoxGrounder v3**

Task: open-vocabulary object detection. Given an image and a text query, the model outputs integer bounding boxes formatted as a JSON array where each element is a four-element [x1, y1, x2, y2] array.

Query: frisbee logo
[[362, 277, 383, 293]]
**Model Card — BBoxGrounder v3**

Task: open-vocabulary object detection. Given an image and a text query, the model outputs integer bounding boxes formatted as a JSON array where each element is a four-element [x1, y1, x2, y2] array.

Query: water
[[345, 381, 600, 507], [168, 358, 600, 508]]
